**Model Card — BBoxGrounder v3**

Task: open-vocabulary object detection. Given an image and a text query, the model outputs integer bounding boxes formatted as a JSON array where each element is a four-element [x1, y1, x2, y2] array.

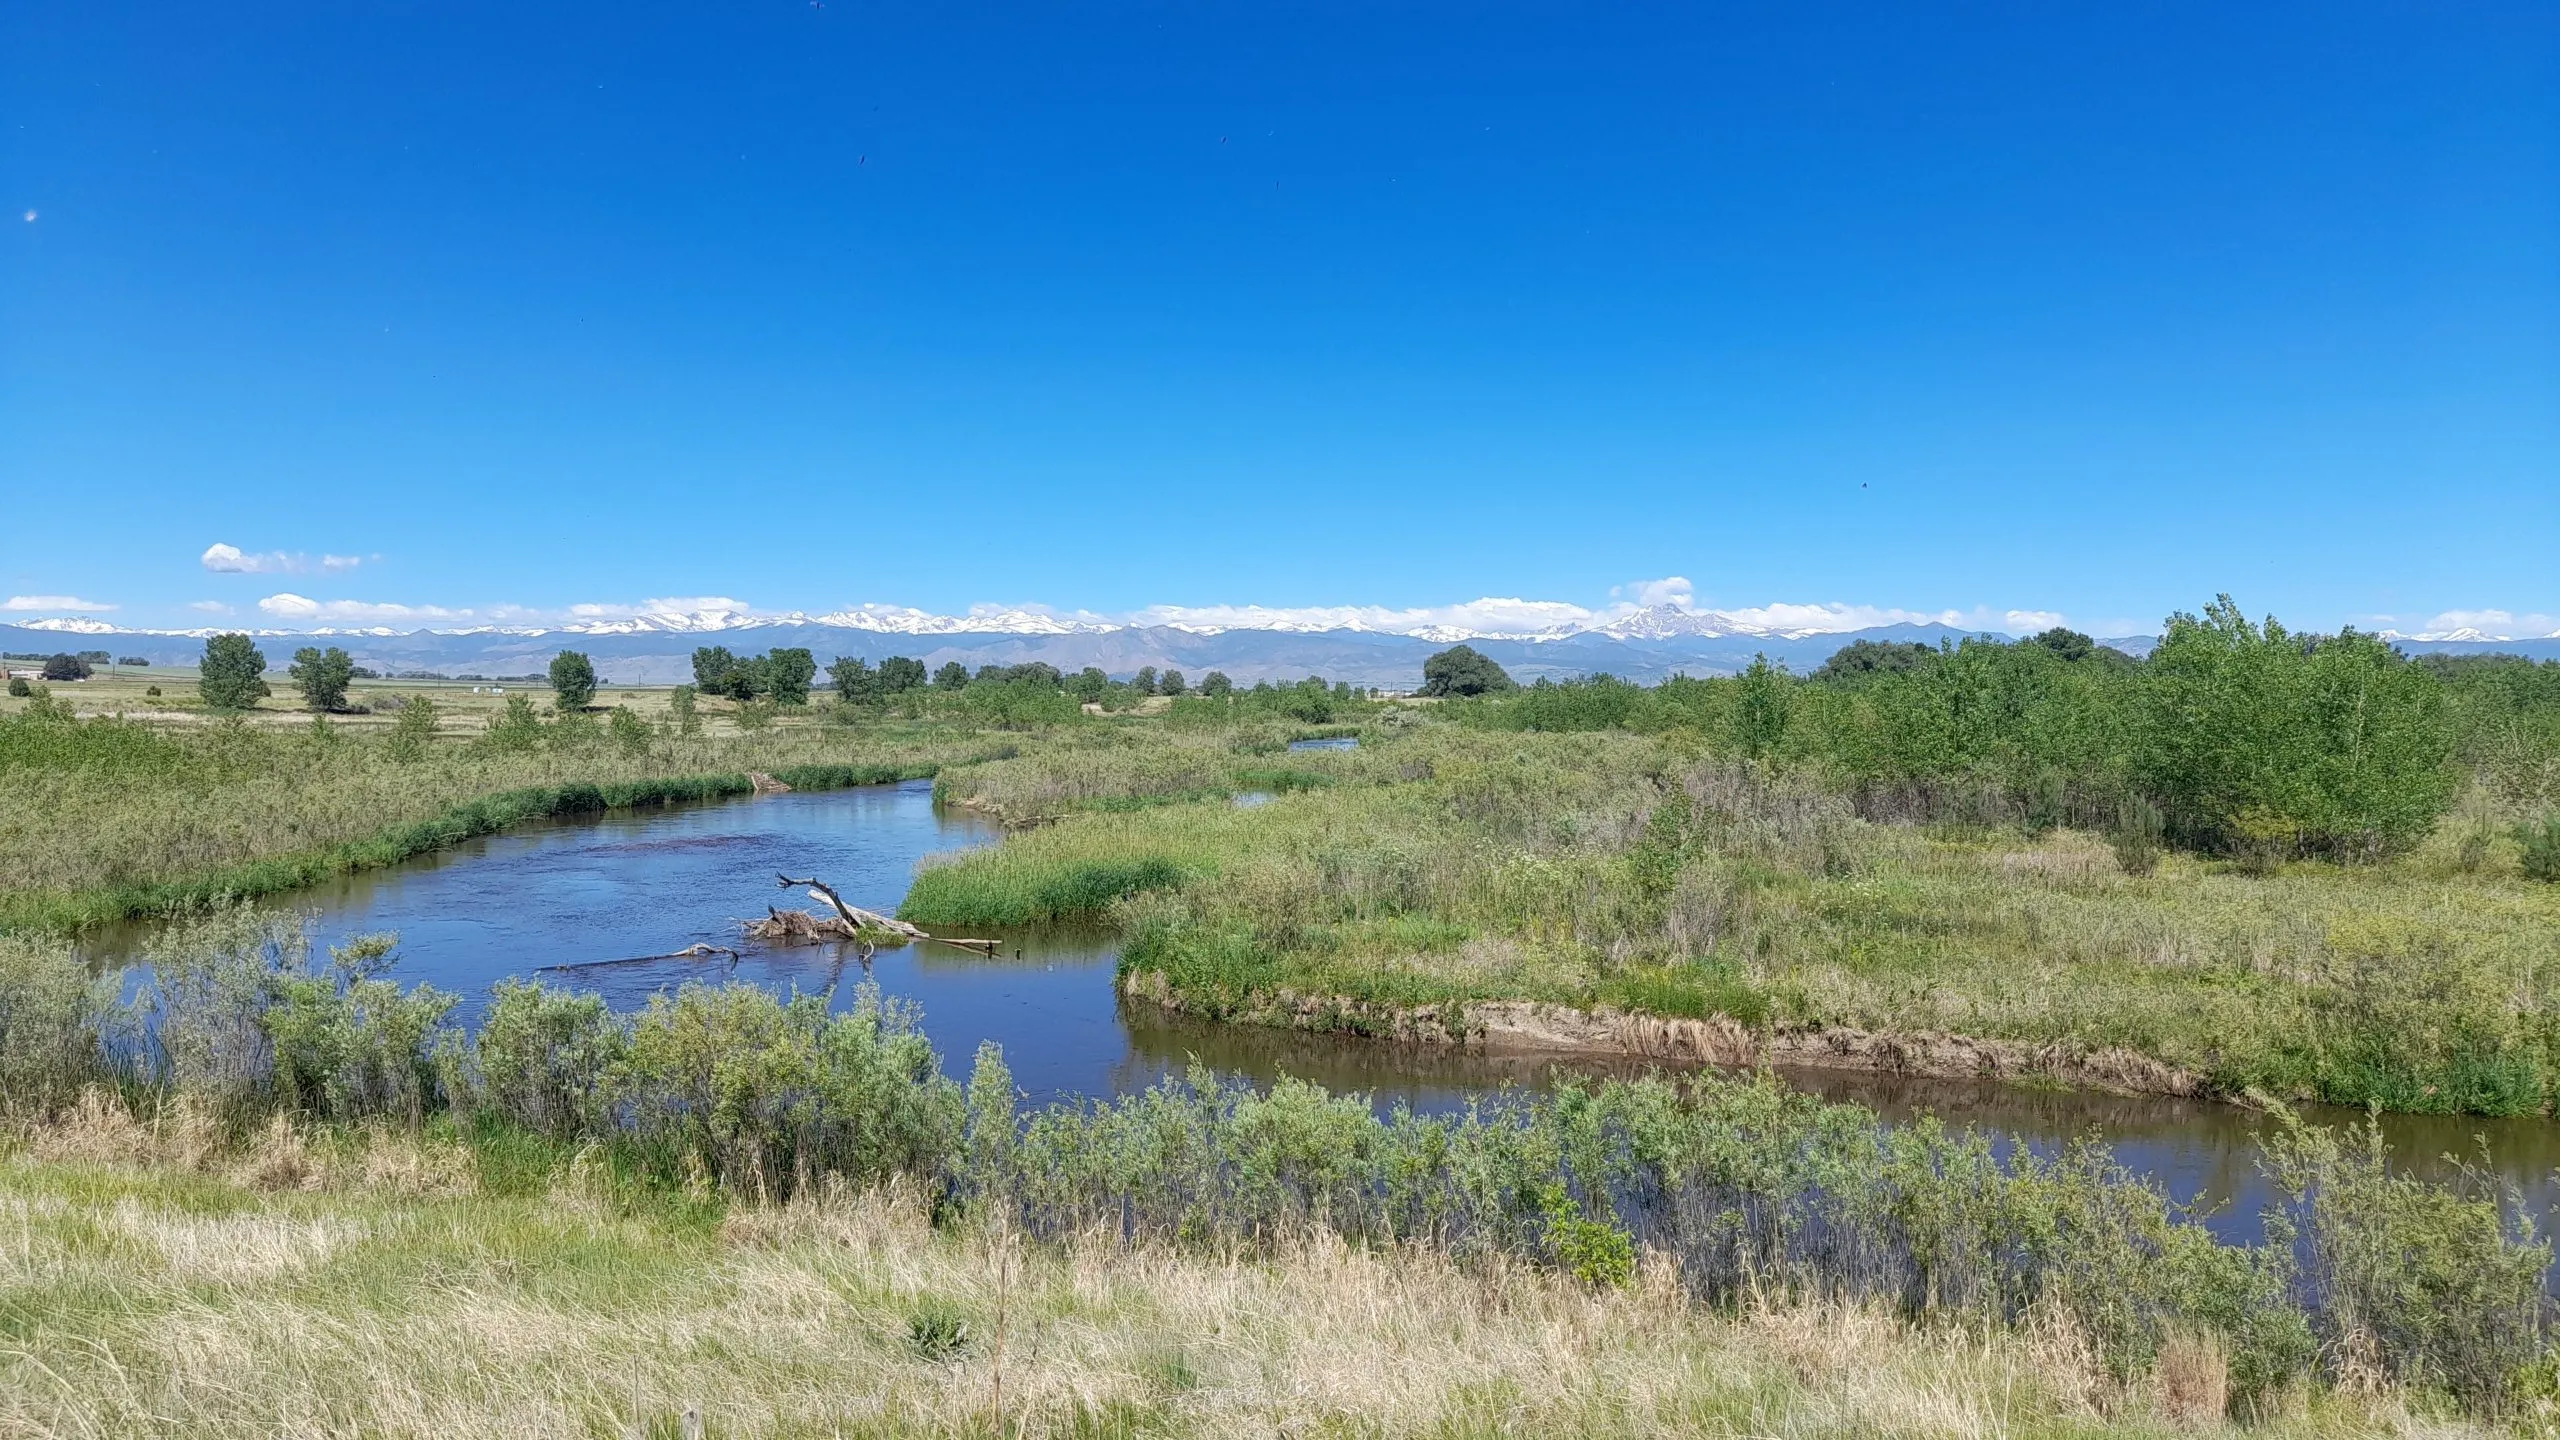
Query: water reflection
[[81, 781, 2560, 1240]]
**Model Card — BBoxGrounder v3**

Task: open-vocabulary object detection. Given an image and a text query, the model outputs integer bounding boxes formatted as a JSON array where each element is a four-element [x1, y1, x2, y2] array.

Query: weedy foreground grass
[[0, 1124, 2499, 1440]]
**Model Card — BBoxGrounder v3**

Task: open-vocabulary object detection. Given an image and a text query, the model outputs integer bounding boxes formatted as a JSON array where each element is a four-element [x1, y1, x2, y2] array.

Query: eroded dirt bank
[[1119, 969, 2214, 1100]]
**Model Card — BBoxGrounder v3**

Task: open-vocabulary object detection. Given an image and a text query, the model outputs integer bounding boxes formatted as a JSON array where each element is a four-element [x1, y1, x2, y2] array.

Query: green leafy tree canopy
[[288, 646, 357, 713], [198, 634, 271, 711], [1420, 645, 1515, 698], [548, 650, 598, 711]]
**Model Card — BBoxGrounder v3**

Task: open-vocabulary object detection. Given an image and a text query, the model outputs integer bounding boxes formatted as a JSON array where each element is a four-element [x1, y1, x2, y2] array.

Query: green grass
[[916, 724, 2560, 1115]]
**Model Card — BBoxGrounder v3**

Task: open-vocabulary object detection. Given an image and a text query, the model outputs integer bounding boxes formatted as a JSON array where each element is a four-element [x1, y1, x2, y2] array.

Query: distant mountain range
[[11, 607, 2559, 687]]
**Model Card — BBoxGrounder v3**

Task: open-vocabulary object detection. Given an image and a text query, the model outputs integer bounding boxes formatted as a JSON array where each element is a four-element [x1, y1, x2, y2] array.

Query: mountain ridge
[[11, 617, 2557, 687]]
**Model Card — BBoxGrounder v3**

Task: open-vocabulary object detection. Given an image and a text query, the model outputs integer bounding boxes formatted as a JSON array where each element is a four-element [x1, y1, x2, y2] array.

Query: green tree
[[1810, 638, 1935, 684], [1420, 644, 1515, 698], [766, 647, 817, 705], [288, 646, 356, 713], [1732, 655, 1792, 761], [1069, 666, 1110, 701], [385, 694, 438, 761], [827, 656, 879, 704], [548, 650, 598, 711], [198, 634, 270, 711], [879, 656, 928, 693], [39, 654, 90, 682], [1201, 670, 1234, 699], [668, 684, 701, 737], [1159, 669, 1186, 697], [2136, 597, 2456, 857], [2028, 627, 2096, 663], [483, 693, 545, 752], [933, 662, 970, 691], [608, 705, 652, 755], [691, 648, 757, 696]]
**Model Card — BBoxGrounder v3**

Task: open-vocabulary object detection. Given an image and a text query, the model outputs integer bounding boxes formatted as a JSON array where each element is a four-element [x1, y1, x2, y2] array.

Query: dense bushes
[[1456, 599, 2537, 863]]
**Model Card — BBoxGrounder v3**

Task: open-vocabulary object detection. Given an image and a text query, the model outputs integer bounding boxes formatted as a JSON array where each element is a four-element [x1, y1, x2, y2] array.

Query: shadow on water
[[83, 779, 2560, 1240]]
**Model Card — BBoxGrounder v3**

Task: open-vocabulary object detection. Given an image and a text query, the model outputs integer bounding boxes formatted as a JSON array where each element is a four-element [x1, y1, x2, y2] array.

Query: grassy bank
[[0, 762, 939, 935], [911, 725, 2560, 1115], [0, 1136, 2505, 1439], [0, 697, 1002, 935]]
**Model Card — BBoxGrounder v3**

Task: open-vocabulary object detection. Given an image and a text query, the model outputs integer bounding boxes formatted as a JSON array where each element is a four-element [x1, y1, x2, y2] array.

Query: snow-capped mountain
[[10, 603, 2554, 688]]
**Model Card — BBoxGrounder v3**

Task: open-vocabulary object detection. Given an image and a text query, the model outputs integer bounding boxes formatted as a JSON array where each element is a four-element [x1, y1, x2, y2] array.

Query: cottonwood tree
[[1420, 645, 1514, 697], [289, 646, 357, 712], [766, 648, 817, 705], [827, 656, 879, 704], [198, 634, 270, 711], [548, 650, 598, 711], [879, 656, 928, 693]]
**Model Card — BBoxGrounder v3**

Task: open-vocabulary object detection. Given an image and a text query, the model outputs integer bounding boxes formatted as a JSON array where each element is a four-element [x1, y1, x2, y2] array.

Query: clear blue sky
[[4, 2, 2554, 636]]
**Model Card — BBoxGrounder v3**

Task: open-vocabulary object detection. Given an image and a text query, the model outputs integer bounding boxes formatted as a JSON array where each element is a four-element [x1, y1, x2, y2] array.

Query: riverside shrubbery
[[6, 914, 2552, 1417], [1456, 599, 2553, 866]]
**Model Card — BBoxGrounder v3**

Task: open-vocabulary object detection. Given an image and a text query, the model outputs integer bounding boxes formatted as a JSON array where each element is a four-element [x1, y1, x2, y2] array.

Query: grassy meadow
[[909, 720, 2560, 1115]]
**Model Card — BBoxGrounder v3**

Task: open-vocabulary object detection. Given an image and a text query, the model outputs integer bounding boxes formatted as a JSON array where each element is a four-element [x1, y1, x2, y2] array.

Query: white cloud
[[2411, 609, 2560, 640], [202, 543, 367, 575], [2, 594, 117, 613], [257, 593, 465, 623], [568, 596, 755, 621], [2002, 610, 2068, 633], [188, 600, 234, 615], [1611, 576, 1697, 610]]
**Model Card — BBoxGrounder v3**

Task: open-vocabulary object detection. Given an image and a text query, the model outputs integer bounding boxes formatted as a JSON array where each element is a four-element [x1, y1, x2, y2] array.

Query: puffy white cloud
[[2, 595, 116, 612], [257, 593, 464, 623], [1611, 576, 1697, 610], [202, 543, 367, 575]]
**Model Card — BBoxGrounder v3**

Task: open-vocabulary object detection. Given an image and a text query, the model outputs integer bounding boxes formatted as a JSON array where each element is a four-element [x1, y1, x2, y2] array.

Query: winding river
[[86, 780, 2560, 1242]]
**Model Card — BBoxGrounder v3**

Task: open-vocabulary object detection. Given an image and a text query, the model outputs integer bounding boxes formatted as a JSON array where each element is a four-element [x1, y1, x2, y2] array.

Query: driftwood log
[[746, 874, 1002, 954]]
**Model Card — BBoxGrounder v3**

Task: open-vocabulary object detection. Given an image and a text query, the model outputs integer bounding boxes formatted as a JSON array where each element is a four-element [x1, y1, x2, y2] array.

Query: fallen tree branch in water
[[757, 874, 1003, 954], [538, 943, 740, 973]]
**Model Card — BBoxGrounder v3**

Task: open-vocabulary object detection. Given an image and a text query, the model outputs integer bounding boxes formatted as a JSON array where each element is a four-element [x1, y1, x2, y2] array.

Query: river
[[84, 780, 2560, 1242]]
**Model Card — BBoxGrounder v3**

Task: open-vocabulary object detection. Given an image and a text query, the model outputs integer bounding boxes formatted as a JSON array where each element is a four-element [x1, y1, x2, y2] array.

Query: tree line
[[1442, 597, 2560, 864]]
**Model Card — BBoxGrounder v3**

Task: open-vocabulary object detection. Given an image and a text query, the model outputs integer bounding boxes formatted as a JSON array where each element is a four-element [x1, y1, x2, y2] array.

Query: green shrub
[[2519, 815, 2560, 883], [482, 694, 544, 752]]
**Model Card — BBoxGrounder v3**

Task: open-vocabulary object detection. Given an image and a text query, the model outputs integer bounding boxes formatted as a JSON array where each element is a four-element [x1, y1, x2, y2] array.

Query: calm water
[[87, 782, 2560, 1241]]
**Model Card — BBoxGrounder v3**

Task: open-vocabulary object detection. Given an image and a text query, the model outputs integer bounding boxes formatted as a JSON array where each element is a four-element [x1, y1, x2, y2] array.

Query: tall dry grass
[[0, 1136, 2497, 1439]]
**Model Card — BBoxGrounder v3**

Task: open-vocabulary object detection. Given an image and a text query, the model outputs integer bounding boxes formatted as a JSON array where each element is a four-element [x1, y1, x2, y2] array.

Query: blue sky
[[4, 2, 2554, 638]]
